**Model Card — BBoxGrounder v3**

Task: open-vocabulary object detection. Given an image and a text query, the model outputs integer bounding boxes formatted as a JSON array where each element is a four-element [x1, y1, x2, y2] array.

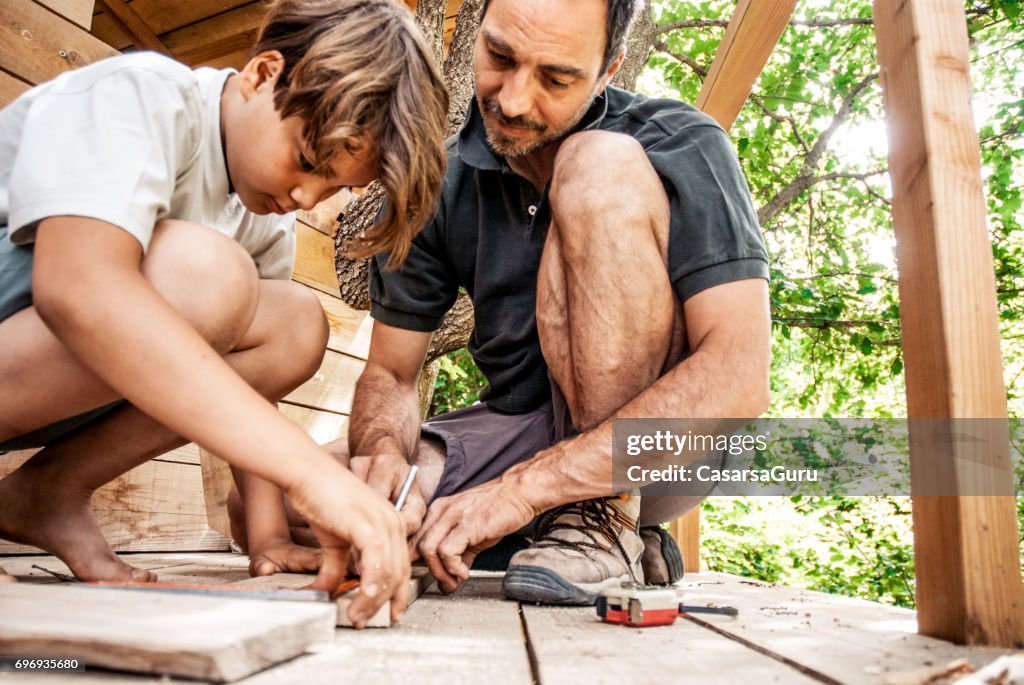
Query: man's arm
[[415, 278, 771, 591], [347, 321, 434, 533]]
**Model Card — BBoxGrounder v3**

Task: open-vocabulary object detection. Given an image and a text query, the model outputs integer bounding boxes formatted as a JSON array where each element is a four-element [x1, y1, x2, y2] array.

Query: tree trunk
[[334, 0, 655, 366]]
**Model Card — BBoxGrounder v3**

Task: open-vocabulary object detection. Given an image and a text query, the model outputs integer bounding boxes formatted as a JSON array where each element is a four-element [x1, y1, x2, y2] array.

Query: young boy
[[0, 0, 448, 626]]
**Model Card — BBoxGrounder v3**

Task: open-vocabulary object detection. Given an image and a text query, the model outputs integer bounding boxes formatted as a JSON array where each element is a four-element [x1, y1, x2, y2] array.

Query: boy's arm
[[234, 471, 320, 576], [34, 217, 408, 625], [347, 321, 432, 533]]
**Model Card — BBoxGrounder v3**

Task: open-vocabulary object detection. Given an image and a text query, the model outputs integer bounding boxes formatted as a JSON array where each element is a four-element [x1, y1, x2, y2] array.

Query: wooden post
[[670, 0, 797, 575], [874, 0, 1024, 646]]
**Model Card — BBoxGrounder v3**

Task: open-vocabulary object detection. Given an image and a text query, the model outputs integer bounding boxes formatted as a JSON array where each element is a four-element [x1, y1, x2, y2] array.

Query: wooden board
[[0, 69, 31, 107], [873, 0, 1024, 646], [236, 573, 534, 685], [292, 219, 341, 297], [158, 1, 264, 68], [675, 572, 1014, 683], [696, 0, 797, 131], [671, 508, 701, 572], [0, 0, 118, 86], [283, 348, 364, 416], [89, 0, 256, 50], [233, 566, 434, 628], [522, 600, 819, 684], [0, 451, 228, 555], [316, 290, 372, 360], [37, 0, 96, 30], [0, 583, 335, 682]]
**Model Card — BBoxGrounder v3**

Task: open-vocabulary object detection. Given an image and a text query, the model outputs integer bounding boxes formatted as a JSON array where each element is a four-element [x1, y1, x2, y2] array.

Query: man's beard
[[479, 93, 596, 158]]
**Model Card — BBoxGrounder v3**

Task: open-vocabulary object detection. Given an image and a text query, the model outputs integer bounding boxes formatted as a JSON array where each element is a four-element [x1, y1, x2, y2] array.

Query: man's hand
[[349, 453, 427, 535], [248, 539, 323, 577], [413, 479, 538, 593]]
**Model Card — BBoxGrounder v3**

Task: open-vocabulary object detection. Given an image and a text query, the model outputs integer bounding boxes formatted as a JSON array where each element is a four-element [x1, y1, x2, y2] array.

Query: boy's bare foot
[[0, 468, 157, 583]]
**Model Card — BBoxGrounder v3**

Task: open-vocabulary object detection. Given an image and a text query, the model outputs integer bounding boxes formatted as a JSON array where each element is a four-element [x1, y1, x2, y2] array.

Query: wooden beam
[[293, 219, 342, 296], [35, 0, 96, 30], [696, 0, 798, 132], [873, 0, 1024, 647], [670, 509, 700, 572], [0, 69, 31, 107], [0, 0, 117, 86], [94, 0, 173, 57]]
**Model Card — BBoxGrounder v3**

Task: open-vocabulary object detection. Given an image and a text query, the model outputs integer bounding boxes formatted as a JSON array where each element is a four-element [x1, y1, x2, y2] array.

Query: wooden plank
[[296, 189, 357, 237], [670, 509, 700, 572], [293, 219, 341, 297], [0, 553, 212, 583], [283, 348, 364, 416], [695, 0, 798, 131], [89, 0, 255, 50], [0, 451, 229, 555], [35, 0, 95, 30], [158, 1, 264, 68], [235, 574, 534, 685], [315, 290, 372, 359], [233, 566, 434, 628], [675, 572, 1014, 683], [873, 0, 1024, 646], [0, 0, 118, 86], [0, 583, 335, 683], [522, 598, 819, 684], [154, 442, 200, 465], [0, 69, 31, 107], [94, 0, 172, 56]]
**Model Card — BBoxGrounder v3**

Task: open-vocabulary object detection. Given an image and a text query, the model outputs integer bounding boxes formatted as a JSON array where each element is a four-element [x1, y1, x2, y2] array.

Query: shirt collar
[[456, 89, 612, 171]]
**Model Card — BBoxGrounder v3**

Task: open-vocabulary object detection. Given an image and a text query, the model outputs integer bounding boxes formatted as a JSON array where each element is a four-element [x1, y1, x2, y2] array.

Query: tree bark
[[612, 0, 655, 91]]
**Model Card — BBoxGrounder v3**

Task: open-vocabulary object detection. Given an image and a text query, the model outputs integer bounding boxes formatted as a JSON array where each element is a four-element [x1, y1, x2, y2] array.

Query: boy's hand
[[287, 467, 411, 628], [248, 540, 322, 577], [349, 453, 427, 536]]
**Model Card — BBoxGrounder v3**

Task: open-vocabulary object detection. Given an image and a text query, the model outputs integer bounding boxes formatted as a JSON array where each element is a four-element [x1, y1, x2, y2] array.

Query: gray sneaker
[[502, 495, 643, 605], [639, 526, 685, 585]]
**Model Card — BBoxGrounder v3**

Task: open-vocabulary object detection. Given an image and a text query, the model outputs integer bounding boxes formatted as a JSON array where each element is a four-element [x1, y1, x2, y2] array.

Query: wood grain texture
[[94, 0, 172, 56], [674, 572, 1015, 683], [873, 0, 1024, 646], [89, 0, 255, 49], [282, 348, 364, 416], [35, 0, 95, 29], [0, 451, 229, 555], [670, 509, 700, 572], [0, 583, 335, 682], [695, 0, 798, 131], [293, 220, 341, 297], [522, 600, 819, 684], [158, 1, 264, 68], [0, 69, 31, 107], [314, 290, 372, 360], [233, 566, 434, 628], [0, 0, 117, 86]]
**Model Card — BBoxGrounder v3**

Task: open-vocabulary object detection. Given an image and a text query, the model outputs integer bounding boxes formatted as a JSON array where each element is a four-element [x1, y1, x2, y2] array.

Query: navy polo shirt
[[370, 86, 768, 414]]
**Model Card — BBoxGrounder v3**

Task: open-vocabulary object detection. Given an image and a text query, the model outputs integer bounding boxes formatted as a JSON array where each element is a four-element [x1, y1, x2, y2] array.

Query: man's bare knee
[[143, 219, 259, 353]]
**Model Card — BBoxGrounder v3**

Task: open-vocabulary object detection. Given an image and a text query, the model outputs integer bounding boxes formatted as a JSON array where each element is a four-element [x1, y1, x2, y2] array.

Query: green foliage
[[701, 496, 916, 607], [428, 348, 488, 417]]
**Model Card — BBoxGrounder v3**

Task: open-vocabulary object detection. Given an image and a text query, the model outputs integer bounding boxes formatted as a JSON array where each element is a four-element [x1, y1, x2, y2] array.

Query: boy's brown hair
[[253, 0, 448, 266]]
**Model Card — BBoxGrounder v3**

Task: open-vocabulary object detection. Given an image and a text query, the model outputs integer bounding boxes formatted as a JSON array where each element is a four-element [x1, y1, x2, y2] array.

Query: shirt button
[[528, 205, 537, 216]]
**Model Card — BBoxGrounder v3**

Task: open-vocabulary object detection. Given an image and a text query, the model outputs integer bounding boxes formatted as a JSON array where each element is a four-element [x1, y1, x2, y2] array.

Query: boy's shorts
[[423, 377, 723, 508], [0, 226, 121, 452]]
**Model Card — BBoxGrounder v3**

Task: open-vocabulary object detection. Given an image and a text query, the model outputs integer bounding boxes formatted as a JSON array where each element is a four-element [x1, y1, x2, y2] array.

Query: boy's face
[[225, 53, 377, 216]]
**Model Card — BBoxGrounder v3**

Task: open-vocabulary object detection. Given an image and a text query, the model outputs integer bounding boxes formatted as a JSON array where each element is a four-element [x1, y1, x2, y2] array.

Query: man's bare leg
[[538, 131, 693, 527], [0, 221, 328, 582]]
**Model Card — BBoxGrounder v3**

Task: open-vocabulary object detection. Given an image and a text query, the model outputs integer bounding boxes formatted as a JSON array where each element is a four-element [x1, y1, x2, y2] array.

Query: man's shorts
[[0, 226, 121, 451], [422, 378, 723, 511]]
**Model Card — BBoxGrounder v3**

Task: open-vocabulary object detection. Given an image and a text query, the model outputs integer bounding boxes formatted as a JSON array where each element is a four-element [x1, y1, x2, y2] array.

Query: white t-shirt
[[0, 52, 295, 280]]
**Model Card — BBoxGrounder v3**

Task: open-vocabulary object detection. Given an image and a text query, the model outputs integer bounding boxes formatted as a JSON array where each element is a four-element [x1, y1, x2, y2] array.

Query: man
[[344, 0, 771, 604]]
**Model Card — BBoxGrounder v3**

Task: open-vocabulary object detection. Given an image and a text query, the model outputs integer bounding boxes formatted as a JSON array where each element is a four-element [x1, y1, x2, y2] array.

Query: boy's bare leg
[[0, 221, 328, 582]]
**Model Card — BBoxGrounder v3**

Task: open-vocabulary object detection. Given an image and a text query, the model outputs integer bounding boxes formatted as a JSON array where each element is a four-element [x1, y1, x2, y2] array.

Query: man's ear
[[238, 50, 285, 100], [599, 49, 626, 92]]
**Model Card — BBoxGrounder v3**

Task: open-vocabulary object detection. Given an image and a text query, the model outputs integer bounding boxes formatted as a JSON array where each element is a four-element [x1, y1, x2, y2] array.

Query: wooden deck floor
[[0, 552, 1018, 685]]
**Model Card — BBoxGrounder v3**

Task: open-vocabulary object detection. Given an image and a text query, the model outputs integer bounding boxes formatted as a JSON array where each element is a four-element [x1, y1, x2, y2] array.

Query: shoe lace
[[532, 498, 640, 583]]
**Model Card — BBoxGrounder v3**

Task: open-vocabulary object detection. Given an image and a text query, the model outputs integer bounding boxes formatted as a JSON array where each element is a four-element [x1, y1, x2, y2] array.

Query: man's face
[[226, 53, 377, 216], [473, 0, 614, 158]]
